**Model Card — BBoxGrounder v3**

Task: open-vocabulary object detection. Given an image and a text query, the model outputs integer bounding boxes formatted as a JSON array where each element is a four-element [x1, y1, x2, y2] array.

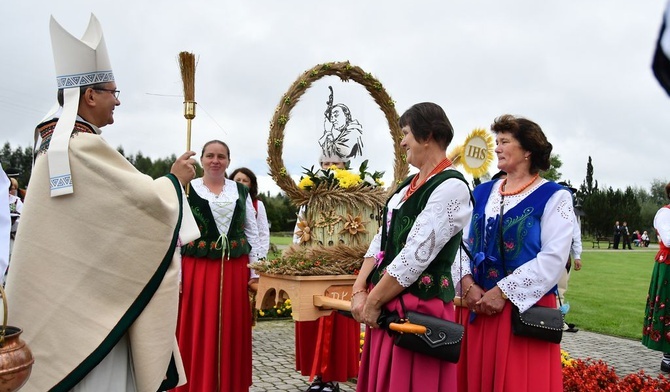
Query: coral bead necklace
[[499, 173, 539, 196], [403, 157, 452, 201]]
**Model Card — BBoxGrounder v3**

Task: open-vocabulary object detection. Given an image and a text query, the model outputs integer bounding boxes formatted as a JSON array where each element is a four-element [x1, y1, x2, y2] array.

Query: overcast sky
[[2, 1, 669, 195]]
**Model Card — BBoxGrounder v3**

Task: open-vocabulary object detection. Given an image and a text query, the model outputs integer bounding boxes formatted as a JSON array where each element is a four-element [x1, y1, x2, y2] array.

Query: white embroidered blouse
[[365, 168, 473, 288], [452, 179, 574, 312], [191, 178, 265, 276]]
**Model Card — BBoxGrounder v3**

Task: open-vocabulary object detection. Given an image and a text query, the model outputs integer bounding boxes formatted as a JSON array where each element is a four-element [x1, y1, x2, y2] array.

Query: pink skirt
[[456, 294, 563, 392], [357, 294, 457, 392]]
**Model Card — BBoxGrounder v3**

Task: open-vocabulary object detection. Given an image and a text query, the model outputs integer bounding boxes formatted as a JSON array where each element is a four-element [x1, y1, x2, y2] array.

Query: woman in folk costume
[[230, 167, 271, 259], [453, 115, 573, 391], [352, 102, 473, 392], [643, 182, 670, 372], [0, 168, 10, 286], [230, 167, 269, 324], [294, 153, 361, 392], [5, 14, 199, 392], [174, 140, 266, 392]]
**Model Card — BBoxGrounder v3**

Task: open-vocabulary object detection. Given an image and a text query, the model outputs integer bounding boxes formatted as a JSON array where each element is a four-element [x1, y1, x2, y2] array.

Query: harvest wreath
[[253, 61, 407, 276]]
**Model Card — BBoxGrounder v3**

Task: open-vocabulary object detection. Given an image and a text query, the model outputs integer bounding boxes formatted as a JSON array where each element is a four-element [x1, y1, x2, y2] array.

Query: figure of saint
[[319, 86, 364, 160]]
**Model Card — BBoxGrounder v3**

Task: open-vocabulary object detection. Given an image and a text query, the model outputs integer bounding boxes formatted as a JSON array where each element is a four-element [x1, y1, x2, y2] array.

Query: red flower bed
[[563, 358, 670, 391]]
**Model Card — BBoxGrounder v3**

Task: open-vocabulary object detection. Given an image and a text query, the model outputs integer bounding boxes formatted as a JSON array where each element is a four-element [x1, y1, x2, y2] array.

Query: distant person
[[642, 230, 651, 247], [294, 153, 360, 392], [7, 177, 22, 276], [642, 182, 670, 372], [613, 221, 622, 249], [0, 167, 10, 285], [230, 167, 268, 320], [556, 182, 582, 333], [633, 230, 642, 247], [230, 167, 270, 261], [622, 221, 632, 250]]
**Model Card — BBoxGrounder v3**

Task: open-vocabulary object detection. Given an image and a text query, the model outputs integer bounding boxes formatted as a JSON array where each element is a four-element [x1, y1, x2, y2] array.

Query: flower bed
[[256, 298, 292, 320], [562, 350, 670, 391]]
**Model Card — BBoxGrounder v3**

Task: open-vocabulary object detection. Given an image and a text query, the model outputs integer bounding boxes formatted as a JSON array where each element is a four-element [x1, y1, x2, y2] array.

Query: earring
[[525, 156, 529, 160]]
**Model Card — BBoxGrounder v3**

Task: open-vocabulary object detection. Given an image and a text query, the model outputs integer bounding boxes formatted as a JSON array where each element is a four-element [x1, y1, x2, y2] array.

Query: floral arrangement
[[256, 299, 292, 319], [298, 160, 384, 191], [561, 350, 670, 391]]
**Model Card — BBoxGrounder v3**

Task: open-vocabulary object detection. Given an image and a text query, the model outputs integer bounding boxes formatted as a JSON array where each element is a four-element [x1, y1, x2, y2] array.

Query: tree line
[[1, 142, 299, 232], [2, 142, 666, 238]]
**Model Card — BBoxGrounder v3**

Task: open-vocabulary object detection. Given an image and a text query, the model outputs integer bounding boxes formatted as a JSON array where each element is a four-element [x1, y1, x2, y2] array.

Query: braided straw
[[267, 61, 408, 207]]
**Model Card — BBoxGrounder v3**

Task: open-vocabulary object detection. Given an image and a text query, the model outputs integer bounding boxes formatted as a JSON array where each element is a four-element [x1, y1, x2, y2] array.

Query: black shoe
[[305, 377, 324, 392], [565, 323, 579, 333], [661, 360, 670, 373], [321, 382, 340, 392]]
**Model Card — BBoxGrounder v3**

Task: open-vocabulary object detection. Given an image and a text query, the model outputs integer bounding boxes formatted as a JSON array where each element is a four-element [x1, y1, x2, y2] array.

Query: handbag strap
[[498, 193, 561, 306]]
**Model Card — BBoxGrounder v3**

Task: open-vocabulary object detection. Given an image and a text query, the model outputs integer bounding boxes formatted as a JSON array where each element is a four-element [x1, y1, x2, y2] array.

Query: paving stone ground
[[250, 318, 665, 392], [251, 246, 663, 391]]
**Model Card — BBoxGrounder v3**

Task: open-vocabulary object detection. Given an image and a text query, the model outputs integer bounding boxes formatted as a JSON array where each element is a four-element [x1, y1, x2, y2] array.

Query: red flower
[[197, 241, 206, 249]]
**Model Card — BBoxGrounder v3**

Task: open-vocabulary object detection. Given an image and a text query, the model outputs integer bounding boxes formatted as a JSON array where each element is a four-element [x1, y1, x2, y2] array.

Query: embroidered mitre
[[44, 14, 114, 197]]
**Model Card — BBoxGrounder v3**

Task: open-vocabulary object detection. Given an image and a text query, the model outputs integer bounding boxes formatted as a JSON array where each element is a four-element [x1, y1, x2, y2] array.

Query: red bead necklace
[[499, 173, 540, 196], [403, 157, 452, 201]]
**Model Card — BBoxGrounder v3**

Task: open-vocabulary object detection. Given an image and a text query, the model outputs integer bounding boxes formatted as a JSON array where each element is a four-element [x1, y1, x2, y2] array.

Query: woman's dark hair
[[398, 102, 454, 150], [665, 182, 670, 200], [229, 167, 258, 199], [491, 114, 552, 174], [201, 140, 230, 159]]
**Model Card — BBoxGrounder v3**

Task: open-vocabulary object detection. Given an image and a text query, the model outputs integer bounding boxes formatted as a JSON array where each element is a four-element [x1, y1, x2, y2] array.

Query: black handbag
[[378, 296, 464, 363], [500, 194, 563, 344], [392, 309, 464, 363], [511, 305, 563, 344]]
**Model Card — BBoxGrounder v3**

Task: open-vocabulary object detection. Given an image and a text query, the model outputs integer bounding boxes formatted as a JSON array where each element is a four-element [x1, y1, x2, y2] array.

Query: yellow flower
[[259, 310, 265, 317], [298, 176, 314, 189], [335, 170, 362, 188], [277, 309, 282, 315]]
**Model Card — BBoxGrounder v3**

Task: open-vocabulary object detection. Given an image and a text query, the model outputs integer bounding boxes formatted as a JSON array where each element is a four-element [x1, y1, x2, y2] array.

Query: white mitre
[[45, 14, 114, 197]]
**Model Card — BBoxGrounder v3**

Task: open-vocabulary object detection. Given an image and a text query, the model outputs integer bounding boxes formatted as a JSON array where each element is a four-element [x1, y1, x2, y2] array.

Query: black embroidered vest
[[182, 182, 252, 259]]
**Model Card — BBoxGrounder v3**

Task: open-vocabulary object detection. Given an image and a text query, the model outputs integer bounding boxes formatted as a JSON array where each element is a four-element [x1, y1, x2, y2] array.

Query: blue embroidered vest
[[468, 180, 562, 291], [182, 182, 251, 259], [369, 170, 470, 303]]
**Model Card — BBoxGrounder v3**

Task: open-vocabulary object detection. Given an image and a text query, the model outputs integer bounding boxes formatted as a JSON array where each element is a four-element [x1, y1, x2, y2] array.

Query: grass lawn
[[270, 235, 293, 246], [566, 248, 656, 340]]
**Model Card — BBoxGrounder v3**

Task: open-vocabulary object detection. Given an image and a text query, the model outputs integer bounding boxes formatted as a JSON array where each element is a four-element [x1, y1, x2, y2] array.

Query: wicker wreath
[[267, 61, 408, 208]]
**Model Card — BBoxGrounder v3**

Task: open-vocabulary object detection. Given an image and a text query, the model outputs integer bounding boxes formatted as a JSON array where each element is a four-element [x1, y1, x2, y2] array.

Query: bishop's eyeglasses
[[92, 88, 121, 99]]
